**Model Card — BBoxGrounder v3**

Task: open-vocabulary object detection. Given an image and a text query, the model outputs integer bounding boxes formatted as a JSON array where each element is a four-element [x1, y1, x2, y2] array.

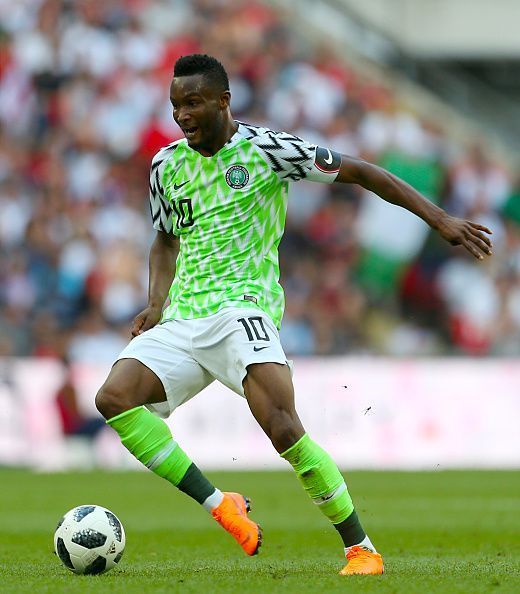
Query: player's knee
[[265, 408, 302, 452], [95, 383, 134, 420]]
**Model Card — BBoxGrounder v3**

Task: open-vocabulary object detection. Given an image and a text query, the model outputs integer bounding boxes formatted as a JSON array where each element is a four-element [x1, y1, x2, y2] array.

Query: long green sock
[[281, 433, 366, 547], [108, 406, 216, 504]]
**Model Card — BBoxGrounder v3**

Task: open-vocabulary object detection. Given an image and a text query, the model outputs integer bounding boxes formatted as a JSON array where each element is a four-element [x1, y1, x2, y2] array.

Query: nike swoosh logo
[[320, 493, 334, 502], [324, 149, 333, 165], [173, 180, 190, 191], [253, 346, 269, 352]]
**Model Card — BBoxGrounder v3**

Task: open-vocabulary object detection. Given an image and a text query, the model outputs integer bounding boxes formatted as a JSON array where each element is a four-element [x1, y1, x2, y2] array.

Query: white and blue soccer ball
[[54, 505, 126, 575]]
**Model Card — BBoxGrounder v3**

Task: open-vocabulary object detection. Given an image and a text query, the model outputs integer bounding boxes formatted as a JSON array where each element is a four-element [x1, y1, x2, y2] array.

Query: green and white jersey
[[149, 121, 340, 328]]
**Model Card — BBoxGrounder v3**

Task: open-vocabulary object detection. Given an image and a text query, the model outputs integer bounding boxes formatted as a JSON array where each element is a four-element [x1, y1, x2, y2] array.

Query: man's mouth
[[183, 126, 199, 140]]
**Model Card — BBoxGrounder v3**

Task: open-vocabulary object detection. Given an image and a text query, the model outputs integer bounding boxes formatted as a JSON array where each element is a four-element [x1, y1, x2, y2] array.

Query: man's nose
[[176, 107, 192, 125]]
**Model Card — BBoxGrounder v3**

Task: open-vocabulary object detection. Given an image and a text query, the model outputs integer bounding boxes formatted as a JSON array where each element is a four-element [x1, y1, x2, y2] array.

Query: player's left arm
[[334, 154, 493, 260]]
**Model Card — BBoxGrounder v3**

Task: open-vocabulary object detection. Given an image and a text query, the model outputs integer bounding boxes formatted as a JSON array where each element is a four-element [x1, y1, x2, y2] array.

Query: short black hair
[[173, 54, 229, 92]]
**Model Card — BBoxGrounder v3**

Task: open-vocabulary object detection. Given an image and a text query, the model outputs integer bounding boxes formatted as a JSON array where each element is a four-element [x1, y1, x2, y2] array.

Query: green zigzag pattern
[[160, 137, 287, 328]]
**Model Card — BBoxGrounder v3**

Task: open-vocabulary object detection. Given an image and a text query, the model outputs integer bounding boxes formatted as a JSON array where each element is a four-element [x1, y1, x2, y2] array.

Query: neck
[[198, 116, 237, 157]]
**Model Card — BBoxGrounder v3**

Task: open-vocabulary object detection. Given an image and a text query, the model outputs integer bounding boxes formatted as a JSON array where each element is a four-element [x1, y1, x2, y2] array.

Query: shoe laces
[[346, 546, 373, 561]]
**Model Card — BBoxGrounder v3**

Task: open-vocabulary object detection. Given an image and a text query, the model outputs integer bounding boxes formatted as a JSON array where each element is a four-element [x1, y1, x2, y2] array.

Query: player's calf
[[281, 433, 383, 573]]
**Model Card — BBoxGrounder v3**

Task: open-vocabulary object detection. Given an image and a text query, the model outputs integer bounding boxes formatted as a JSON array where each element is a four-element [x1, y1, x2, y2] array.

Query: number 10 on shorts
[[237, 317, 270, 341]]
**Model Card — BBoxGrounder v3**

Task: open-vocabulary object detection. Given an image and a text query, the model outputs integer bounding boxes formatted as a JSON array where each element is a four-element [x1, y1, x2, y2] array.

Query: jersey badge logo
[[225, 165, 249, 189]]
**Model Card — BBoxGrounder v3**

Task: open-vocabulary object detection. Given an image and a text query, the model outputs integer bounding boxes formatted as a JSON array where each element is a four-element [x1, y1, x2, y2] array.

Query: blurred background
[[0, 0, 519, 471]]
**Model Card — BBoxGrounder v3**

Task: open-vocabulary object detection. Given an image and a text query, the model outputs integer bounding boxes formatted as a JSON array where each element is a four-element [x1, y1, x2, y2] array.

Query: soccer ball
[[54, 505, 126, 575]]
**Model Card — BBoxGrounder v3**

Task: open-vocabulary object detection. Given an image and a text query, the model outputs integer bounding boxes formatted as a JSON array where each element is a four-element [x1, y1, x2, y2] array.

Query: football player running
[[96, 54, 492, 576]]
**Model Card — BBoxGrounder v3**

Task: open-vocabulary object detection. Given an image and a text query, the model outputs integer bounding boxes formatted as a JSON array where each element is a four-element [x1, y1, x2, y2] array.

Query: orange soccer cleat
[[211, 492, 262, 556], [339, 546, 384, 575]]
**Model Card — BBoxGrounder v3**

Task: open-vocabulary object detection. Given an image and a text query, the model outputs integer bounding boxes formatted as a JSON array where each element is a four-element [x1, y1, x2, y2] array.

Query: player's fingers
[[468, 233, 493, 255], [462, 238, 485, 260], [469, 222, 492, 235], [131, 314, 145, 337], [468, 227, 493, 249], [140, 316, 155, 333]]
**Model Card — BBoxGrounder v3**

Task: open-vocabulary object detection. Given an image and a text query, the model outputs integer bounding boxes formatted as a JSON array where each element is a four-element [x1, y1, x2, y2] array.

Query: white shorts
[[116, 307, 290, 417]]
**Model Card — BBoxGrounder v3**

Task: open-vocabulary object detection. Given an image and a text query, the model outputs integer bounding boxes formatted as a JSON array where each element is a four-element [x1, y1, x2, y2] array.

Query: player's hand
[[436, 214, 493, 260], [131, 305, 162, 337]]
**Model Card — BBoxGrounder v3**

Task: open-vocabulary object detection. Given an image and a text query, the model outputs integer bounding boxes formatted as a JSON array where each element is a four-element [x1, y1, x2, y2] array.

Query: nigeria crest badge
[[225, 165, 249, 189]]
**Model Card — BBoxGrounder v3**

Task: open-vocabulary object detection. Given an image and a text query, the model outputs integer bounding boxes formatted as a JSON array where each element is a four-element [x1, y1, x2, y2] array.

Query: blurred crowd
[[1, 0, 519, 362]]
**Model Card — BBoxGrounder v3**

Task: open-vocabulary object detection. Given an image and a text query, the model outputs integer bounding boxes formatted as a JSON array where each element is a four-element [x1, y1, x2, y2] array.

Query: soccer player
[[95, 54, 493, 575]]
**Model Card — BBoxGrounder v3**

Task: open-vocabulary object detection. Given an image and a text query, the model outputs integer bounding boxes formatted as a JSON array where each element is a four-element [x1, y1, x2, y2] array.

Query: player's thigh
[[242, 360, 294, 406], [243, 361, 297, 419], [100, 322, 214, 418]]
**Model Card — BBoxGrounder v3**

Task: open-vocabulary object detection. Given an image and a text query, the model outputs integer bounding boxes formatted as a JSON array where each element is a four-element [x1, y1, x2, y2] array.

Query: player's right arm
[[132, 231, 179, 337], [132, 143, 180, 337]]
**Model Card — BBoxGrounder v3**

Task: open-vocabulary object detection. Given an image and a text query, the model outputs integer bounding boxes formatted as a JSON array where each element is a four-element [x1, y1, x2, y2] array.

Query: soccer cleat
[[211, 492, 262, 556], [339, 546, 384, 575]]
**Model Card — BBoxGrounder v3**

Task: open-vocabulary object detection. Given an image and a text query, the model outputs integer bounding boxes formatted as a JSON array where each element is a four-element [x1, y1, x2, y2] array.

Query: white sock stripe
[[345, 535, 376, 554], [202, 489, 224, 513], [145, 441, 178, 471], [313, 482, 347, 506]]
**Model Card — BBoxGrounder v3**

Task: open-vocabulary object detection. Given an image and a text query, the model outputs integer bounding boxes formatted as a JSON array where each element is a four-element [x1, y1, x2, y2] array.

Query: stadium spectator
[[55, 359, 106, 440], [0, 0, 517, 358]]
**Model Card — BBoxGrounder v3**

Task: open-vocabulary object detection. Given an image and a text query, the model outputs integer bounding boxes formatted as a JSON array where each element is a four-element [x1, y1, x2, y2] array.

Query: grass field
[[0, 469, 518, 593]]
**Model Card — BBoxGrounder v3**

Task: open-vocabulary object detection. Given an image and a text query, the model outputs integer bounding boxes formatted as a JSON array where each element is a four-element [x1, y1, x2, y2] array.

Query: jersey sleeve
[[148, 147, 174, 234], [238, 123, 341, 183]]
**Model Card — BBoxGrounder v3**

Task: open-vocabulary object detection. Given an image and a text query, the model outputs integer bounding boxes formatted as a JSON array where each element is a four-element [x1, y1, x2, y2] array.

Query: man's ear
[[220, 90, 231, 109]]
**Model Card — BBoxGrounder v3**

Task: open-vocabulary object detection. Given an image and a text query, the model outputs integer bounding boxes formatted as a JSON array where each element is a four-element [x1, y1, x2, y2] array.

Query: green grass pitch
[[0, 469, 518, 593]]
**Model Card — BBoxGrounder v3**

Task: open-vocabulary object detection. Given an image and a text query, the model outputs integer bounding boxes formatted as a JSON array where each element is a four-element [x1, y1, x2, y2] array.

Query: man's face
[[170, 74, 229, 153]]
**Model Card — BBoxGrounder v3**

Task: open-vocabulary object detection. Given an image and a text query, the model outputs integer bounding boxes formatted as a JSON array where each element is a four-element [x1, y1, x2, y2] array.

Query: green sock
[[177, 462, 216, 504], [108, 406, 216, 504], [281, 433, 366, 547]]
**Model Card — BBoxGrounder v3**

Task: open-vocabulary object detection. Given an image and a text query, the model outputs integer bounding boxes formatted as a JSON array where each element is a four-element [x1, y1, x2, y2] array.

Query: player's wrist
[[147, 302, 163, 311], [427, 206, 449, 231]]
